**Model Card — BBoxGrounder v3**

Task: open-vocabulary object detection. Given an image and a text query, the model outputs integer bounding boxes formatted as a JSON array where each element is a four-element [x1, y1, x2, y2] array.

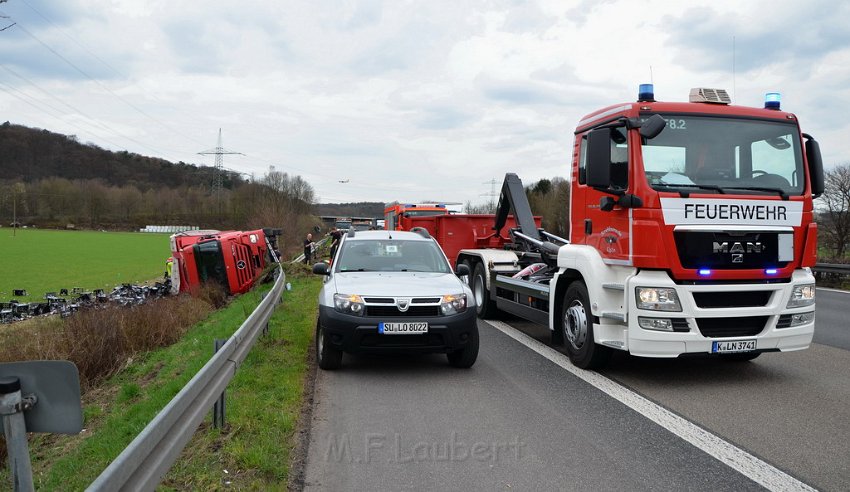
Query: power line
[[11, 20, 210, 148], [0, 63, 185, 156], [20, 0, 126, 80]]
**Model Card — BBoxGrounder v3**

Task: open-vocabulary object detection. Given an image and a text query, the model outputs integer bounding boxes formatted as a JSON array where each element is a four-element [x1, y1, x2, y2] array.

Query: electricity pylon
[[198, 129, 242, 216]]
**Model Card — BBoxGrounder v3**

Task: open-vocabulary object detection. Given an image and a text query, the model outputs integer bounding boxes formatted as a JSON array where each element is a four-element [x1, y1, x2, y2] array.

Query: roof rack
[[410, 227, 431, 239]]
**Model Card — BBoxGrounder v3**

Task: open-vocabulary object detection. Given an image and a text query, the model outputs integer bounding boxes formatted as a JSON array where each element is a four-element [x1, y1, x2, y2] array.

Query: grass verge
[[0, 229, 170, 302], [0, 268, 321, 490]]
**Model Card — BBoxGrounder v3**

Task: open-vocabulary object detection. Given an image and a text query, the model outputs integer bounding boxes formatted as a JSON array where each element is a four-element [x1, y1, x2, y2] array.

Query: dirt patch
[[138, 361, 165, 388], [287, 335, 318, 491]]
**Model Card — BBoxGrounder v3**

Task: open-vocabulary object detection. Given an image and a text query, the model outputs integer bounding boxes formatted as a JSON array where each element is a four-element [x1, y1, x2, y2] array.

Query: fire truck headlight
[[334, 294, 365, 316], [636, 287, 682, 312], [786, 284, 815, 308]]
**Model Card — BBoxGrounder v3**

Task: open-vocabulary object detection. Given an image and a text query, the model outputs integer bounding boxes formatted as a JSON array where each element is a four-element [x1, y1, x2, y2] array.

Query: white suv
[[312, 229, 478, 369]]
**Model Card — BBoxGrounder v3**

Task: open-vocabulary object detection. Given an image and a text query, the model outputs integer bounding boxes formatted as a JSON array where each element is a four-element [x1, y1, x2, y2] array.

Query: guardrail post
[[1, 376, 35, 492], [212, 339, 227, 429]]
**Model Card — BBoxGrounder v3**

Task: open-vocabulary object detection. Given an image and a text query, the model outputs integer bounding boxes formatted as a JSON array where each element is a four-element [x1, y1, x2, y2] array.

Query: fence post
[[0, 377, 35, 492], [211, 339, 227, 429]]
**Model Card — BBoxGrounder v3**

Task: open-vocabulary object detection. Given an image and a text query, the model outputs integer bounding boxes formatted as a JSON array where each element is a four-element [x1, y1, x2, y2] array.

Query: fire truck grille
[[692, 291, 772, 308], [696, 316, 767, 338]]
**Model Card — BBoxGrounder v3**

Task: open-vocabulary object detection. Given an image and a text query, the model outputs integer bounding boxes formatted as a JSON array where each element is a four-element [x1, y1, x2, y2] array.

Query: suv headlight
[[786, 284, 815, 308], [636, 287, 682, 312], [440, 294, 467, 315], [334, 293, 365, 316]]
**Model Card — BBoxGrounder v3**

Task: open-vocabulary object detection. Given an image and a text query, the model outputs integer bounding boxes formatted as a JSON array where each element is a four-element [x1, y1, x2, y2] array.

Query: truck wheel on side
[[472, 262, 497, 318], [447, 322, 479, 368], [316, 319, 342, 370], [562, 281, 611, 369]]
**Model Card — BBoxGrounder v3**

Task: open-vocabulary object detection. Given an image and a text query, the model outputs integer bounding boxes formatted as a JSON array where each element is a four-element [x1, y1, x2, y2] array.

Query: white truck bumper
[[622, 269, 815, 358]]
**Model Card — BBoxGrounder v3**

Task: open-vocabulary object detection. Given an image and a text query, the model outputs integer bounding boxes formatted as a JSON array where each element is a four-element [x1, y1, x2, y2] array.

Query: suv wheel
[[447, 323, 479, 368], [316, 319, 342, 370]]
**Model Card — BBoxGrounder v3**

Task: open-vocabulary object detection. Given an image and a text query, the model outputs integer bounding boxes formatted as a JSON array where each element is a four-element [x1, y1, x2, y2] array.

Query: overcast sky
[[1, 0, 848, 205]]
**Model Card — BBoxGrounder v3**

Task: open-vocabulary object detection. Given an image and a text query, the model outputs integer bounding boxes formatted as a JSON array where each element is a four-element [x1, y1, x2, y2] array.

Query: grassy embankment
[[0, 228, 322, 489], [0, 229, 171, 302], [0, 267, 320, 490]]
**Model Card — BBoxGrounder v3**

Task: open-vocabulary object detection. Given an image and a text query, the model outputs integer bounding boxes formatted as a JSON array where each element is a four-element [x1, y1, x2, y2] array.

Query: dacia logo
[[712, 241, 764, 254], [396, 298, 411, 312]]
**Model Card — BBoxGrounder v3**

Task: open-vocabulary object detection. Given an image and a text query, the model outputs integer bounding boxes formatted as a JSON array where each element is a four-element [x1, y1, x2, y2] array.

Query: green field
[[0, 229, 172, 302]]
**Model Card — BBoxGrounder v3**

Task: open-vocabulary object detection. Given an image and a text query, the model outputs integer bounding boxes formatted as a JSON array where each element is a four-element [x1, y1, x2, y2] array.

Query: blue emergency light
[[764, 92, 781, 110], [638, 84, 655, 102], [765, 268, 778, 275], [698, 269, 711, 276]]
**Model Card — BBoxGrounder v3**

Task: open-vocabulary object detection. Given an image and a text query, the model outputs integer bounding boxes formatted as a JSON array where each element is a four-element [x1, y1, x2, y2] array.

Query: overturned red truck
[[169, 228, 281, 295]]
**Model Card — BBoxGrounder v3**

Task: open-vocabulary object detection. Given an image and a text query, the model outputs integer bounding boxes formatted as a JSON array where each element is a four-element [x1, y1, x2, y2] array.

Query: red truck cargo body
[[405, 214, 541, 266], [170, 229, 271, 295]]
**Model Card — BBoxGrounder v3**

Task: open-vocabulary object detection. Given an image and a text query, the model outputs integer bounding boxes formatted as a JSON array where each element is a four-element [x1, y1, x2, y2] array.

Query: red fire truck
[[383, 203, 450, 231], [169, 228, 281, 295], [447, 86, 824, 369]]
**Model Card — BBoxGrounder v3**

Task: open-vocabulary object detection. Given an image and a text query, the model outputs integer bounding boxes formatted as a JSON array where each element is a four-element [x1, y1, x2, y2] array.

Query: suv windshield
[[336, 239, 451, 273], [641, 115, 804, 197]]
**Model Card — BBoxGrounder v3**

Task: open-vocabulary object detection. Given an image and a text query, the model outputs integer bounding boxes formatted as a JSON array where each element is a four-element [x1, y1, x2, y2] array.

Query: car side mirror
[[312, 262, 329, 275], [455, 263, 470, 276]]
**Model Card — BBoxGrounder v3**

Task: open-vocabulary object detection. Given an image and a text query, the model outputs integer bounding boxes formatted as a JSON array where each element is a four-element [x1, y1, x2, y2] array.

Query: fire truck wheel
[[720, 352, 761, 362], [447, 322, 479, 368], [472, 262, 497, 319], [562, 281, 611, 369], [316, 319, 342, 370]]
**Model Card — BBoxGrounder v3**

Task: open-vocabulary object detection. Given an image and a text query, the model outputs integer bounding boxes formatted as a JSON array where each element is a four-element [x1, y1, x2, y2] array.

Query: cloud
[[0, 0, 848, 205], [664, 1, 850, 74]]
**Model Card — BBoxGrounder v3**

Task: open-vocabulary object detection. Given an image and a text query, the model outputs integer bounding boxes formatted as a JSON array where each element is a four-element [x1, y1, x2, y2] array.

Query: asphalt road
[[303, 289, 850, 491]]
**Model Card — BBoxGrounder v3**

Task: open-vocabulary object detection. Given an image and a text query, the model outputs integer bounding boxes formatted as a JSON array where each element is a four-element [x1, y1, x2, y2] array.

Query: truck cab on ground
[[455, 86, 823, 369]]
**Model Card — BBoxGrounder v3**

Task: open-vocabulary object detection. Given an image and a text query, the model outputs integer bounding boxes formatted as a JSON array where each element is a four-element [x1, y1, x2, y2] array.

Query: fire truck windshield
[[402, 210, 446, 217], [641, 115, 804, 197]]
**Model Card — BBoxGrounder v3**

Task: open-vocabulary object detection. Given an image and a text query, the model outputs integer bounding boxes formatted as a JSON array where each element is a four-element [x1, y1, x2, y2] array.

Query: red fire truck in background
[[169, 228, 281, 295], [383, 203, 451, 231]]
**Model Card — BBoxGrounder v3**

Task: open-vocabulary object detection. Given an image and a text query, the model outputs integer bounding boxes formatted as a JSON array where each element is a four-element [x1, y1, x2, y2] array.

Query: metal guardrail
[[292, 236, 330, 264], [87, 266, 286, 491], [813, 263, 850, 275]]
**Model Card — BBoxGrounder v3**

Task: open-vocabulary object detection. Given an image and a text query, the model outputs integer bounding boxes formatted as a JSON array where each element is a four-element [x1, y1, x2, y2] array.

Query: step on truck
[[170, 228, 281, 295], [455, 85, 824, 369]]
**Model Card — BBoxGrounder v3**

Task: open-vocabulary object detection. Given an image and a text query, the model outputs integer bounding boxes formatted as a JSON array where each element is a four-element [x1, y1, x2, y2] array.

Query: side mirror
[[312, 262, 329, 275], [455, 263, 470, 276], [805, 135, 824, 198], [639, 114, 666, 139], [586, 128, 612, 188]]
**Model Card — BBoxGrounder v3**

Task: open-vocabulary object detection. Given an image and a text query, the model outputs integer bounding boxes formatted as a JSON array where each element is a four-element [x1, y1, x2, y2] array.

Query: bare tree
[[819, 163, 850, 259]]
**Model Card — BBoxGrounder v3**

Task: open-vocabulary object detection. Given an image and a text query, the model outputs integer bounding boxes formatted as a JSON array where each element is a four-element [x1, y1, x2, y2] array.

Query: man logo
[[713, 241, 764, 254], [396, 298, 410, 312]]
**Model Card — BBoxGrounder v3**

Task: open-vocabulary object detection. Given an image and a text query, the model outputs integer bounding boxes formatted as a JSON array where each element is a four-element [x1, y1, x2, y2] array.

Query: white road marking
[[816, 287, 850, 294], [487, 319, 816, 492]]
